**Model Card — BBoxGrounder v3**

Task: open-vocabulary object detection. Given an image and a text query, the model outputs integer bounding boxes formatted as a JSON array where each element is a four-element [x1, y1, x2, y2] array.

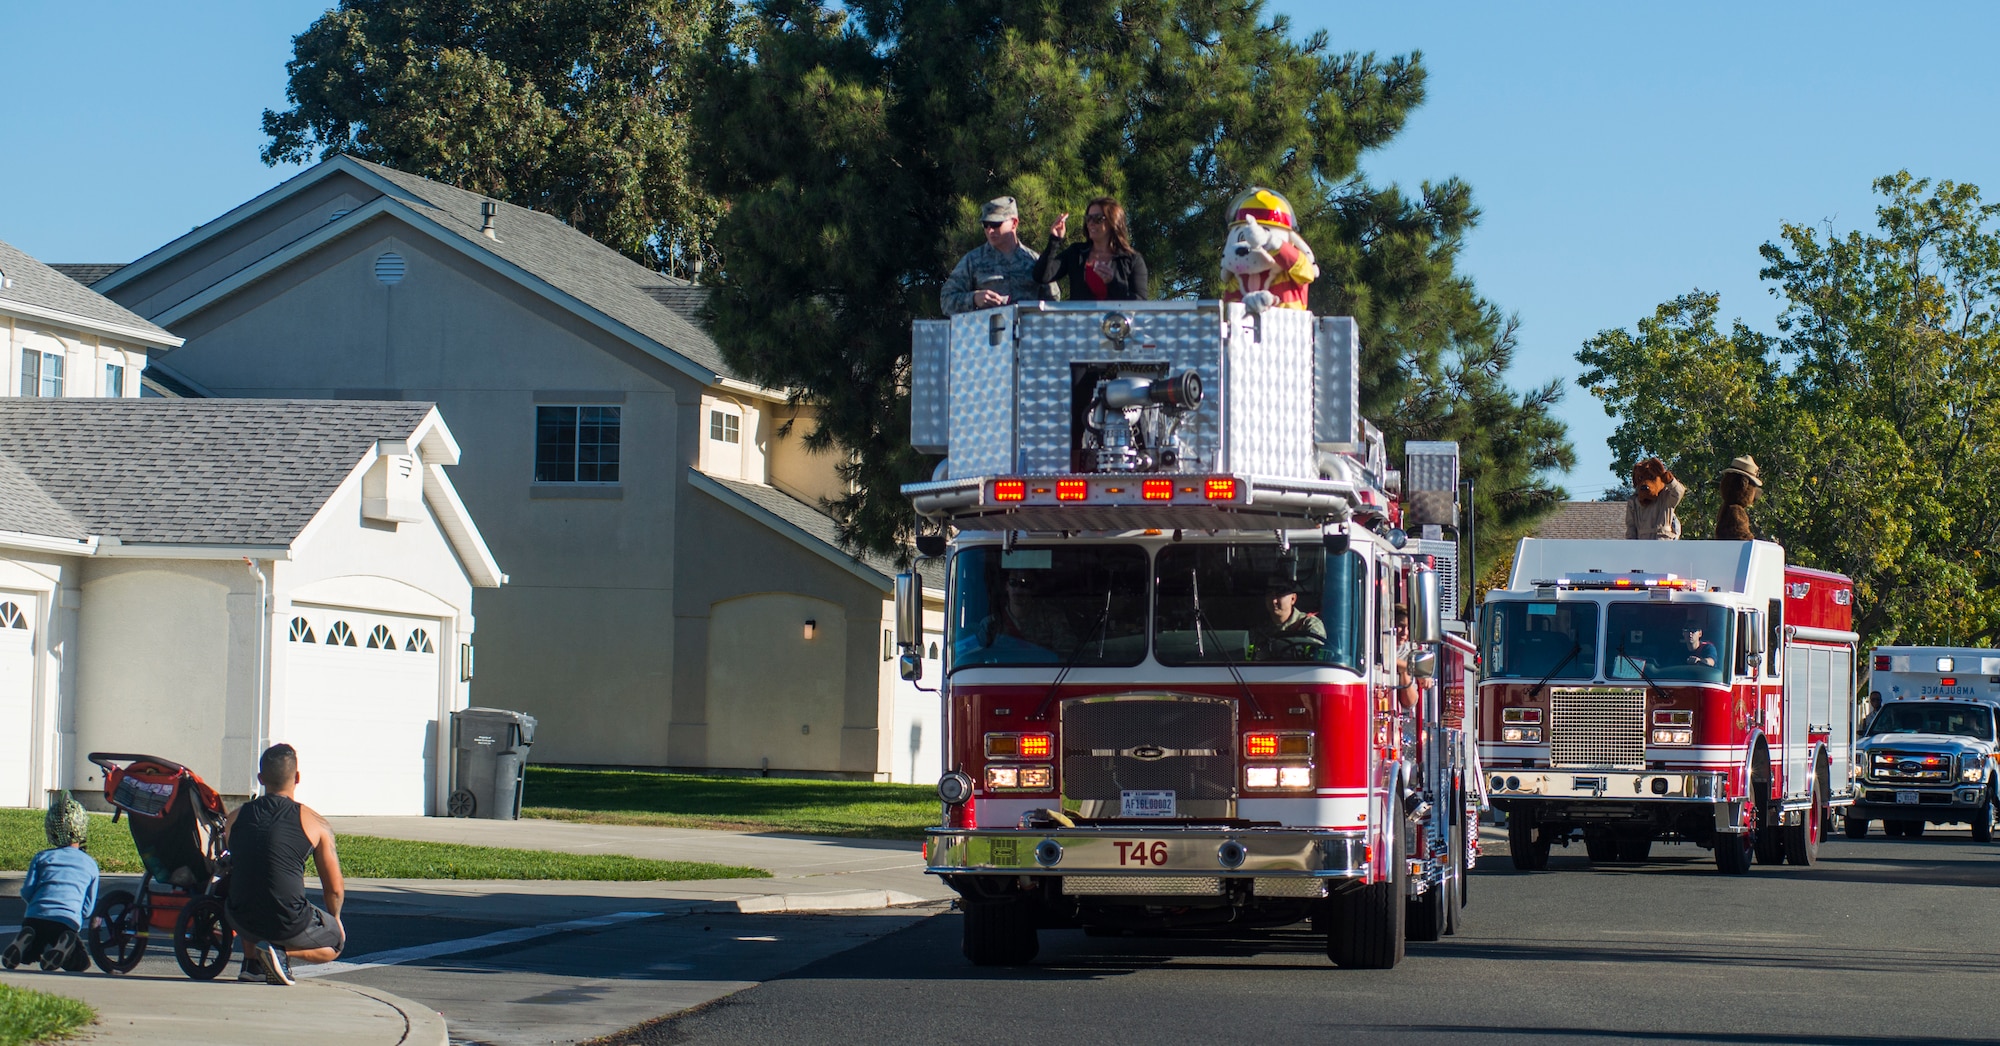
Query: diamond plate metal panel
[[1221, 308, 1315, 477], [910, 320, 950, 455], [1315, 316, 1360, 448], [1404, 439, 1459, 527], [948, 309, 1017, 476], [1011, 307, 1230, 474], [1412, 537, 1460, 622]]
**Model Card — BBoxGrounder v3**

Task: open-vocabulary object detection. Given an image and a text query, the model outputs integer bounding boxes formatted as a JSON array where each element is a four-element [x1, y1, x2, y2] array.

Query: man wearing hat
[[941, 196, 1057, 315], [1249, 575, 1326, 661], [1715, 455, 1762, 541]]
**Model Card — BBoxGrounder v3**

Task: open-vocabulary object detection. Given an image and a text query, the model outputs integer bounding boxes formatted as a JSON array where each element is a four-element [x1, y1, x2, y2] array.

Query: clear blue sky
[[5, 1, 1997, 495]]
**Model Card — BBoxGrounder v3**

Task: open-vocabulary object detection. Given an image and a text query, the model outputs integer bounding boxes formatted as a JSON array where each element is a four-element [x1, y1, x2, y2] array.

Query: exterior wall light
[[804, 618, 817, 640]]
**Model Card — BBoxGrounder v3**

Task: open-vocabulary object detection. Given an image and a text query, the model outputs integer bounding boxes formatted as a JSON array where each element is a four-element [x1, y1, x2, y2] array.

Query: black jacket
[[1032, 238, 1149, 301]]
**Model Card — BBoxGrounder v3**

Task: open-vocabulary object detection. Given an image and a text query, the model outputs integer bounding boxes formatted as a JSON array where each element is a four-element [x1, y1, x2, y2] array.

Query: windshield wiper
[[1028, 593, 1114, 723], [1616, 643, 1665, 694], [1525, 641, 1581, 701], [1190, 568, 1270, 721]]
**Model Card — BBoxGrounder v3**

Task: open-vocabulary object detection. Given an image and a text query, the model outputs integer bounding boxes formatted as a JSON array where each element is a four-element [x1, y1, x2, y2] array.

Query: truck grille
[[1868, 750, 1952, 784], [1062, 694, 1234, 814], [1549, 687, 1647, 770]]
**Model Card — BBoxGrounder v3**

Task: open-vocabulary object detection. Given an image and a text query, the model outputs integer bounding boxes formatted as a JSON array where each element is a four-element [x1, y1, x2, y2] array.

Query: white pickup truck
[[1847, 689, 1999, 841]]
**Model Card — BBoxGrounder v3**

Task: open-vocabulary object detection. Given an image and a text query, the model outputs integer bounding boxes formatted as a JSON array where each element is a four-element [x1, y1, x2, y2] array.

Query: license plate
[[1896, 790, 1919, 805], [1121, 790, 1177, 818]]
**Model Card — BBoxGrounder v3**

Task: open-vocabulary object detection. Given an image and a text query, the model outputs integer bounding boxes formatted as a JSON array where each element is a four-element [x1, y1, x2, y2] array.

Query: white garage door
[[0, 598, 34, 808], [283, 606, 442, 816]]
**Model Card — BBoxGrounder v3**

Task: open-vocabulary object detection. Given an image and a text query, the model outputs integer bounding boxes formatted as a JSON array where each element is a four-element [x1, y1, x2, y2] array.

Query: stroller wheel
[[174, 895, 235, 980], [448, 789, 477, 818], [89, 889, 149, 974]]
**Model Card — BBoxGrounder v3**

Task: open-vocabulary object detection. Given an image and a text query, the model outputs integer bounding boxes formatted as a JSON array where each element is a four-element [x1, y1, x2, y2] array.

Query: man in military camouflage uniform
[[941, 196, 1057, 315]]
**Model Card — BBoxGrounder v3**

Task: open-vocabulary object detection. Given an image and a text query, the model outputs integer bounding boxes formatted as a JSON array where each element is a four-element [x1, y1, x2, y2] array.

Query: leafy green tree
[[262, 0, 733, 267], [1579, 173, 2000, 646], [700, 0, 1572, 559]]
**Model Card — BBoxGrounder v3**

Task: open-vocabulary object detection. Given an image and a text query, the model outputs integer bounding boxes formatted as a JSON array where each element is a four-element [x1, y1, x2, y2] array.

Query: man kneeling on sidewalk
[[226, 743, 346, 985]]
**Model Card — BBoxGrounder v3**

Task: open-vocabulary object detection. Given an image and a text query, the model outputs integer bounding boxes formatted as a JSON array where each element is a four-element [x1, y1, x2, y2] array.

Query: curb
[[319, 980, 450, 1046], [718, 890, 946, 914]]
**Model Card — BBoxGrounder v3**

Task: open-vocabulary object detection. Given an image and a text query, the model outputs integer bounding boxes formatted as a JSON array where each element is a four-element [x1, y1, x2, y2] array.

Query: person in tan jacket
[[1625, 457, 1684, 540]]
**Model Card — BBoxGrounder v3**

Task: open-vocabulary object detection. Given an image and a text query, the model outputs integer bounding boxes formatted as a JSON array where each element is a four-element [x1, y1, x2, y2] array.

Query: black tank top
[[225, 794, 314, 939]]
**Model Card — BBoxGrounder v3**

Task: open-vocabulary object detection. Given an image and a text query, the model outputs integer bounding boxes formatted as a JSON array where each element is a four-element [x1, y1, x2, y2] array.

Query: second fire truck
[[892, 300, 1478, 968], [1479, 539, 1858, 873]]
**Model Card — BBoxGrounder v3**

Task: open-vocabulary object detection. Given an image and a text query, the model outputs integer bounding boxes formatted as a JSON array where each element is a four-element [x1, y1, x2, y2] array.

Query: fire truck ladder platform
[[901, 473, 1375, 531]]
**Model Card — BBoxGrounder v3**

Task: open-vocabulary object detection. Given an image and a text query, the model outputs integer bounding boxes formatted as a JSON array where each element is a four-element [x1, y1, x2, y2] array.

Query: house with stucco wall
[[88, 155, 945, 783], [0, 398, 503, 815], [2, 238, 180, 398]]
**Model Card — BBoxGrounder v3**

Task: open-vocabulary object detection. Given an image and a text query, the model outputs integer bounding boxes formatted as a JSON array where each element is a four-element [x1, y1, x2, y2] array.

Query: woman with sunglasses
[[1032, 196, 1149, 301]]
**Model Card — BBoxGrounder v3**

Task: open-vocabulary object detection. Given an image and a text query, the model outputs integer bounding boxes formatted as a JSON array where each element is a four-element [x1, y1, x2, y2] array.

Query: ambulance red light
[[1056, 479, 1088, 501], [1017, 733, 1053, 758], [1875, 655, 1891, 671], [1941, 677, 1957, 686], [1142, 478, 1174, 501], [1205, 477, 1238, 500], [992, 479, 1026, 502]]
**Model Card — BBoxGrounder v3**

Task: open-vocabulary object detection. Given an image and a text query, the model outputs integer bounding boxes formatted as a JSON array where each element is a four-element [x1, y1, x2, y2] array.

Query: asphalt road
[[608, 827, 2000, 1046], [9, 827, 1998, 1046]]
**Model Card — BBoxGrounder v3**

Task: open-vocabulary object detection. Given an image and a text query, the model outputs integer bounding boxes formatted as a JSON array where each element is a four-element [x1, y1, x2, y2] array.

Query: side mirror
[[894, 572, 923, 650], [1410, 567, 1442, 643], [1409, 649, 1438, 679], [899, 651, 924, 682], [1323, 529, 1350, 556], [915, 533, 948, 558]]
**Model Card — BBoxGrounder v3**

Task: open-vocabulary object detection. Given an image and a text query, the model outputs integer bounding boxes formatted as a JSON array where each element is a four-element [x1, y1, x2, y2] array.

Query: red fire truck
[[1479, 539, 1858, 873], [892, 301, 1478, 968]]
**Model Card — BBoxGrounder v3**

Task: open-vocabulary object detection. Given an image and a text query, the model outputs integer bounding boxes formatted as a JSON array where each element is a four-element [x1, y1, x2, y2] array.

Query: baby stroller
[[86, 753, 236, 979]]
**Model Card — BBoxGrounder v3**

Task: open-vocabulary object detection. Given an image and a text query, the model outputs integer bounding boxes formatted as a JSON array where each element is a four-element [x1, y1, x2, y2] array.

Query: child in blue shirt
[[2, 791, 99, 972]]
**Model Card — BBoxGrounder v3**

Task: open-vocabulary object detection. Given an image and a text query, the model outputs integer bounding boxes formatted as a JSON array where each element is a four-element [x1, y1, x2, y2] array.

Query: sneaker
[[0, 931, 23, 970], [38, 945, 64, 972], [255, 941, 294, 986], [237, 947, 266, 981]]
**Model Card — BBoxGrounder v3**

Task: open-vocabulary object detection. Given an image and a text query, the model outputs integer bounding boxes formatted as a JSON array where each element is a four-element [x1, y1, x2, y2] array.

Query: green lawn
[[0, 809, 763, 882], [524, 767, 940, 840], [0, 984, 93, 1046]]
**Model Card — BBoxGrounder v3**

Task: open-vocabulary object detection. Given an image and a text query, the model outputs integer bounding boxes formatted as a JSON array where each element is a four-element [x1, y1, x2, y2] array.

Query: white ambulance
[[1849, 646, 2000, 840]]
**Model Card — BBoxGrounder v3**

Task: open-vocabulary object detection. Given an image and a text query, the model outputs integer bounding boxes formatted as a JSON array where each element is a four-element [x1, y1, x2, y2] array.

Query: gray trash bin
[[448, 707, 537, 819]]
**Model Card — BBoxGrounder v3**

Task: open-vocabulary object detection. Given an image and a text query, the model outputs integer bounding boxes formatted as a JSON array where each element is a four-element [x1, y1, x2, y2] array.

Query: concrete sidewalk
[[0, 969, 445, 1046], [325, 815, 955, 911]]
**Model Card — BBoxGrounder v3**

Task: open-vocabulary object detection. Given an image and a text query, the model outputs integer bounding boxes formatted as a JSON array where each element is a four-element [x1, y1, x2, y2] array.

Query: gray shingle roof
[[0, 453, 86, 540], [706, 474, 944, 587], [0, 240, 172, 342], [47, 263, 124, 287], [347, 158, 737, 380], [0, 399, 435, 546], [1534, 501, 1629, 541]]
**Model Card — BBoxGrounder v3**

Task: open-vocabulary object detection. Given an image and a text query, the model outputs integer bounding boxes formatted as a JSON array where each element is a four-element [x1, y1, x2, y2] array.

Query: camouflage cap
[[45, 789, 87, 848]]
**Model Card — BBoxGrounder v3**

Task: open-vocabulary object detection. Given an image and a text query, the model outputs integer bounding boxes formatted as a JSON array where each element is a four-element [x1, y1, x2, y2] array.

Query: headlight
[[985, 765, 1054, 791], [1500, 726, 1542, 743], [1651, 728, 1693, 746], [1962, 754, 1987, 782], [1244, 765, 1313, 790]]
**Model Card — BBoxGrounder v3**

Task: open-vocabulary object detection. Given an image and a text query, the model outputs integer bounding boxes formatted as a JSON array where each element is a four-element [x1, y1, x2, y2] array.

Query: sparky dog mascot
[[1220, 187, 1317, 316]]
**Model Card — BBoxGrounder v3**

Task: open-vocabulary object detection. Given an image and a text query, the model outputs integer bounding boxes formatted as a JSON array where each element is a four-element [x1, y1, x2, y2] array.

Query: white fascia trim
[[714, 377, 794, 403], [146, 173, 719, 388], [0, 300, 182, 349], [423, 463, 506, 588], [92, 540, 293, 561], [406, 406, 462, 467], [687, 469, 889, 591], [94, 160, 354, 294], [0, 530, 97, 556]]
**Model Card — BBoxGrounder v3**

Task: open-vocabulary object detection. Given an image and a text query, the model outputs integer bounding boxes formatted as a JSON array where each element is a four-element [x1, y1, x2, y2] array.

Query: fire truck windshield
[[1605, 602, 1732, 684], [948, 545, 1149, 669], [1483, 601, 1598, 680], [1153, 545, 1365, 668], [1862, 702, 1996, 741]]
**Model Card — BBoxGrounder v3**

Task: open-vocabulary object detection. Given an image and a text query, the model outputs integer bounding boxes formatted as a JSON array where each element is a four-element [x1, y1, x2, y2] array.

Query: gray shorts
[[260, 904, 345, 955]]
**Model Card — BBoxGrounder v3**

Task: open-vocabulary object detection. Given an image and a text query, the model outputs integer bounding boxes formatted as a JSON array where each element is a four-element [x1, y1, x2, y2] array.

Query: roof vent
[[375, 252, 406, 285], [480, 200, 499, 240]]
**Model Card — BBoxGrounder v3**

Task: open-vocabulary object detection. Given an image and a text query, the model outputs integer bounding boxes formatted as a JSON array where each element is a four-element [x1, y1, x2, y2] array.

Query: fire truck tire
[[1614, 834, 1652, 862], [1784, 786, 1822, 866], [1714, 831, 1754, 874], [1407, 875, 1446, 943], [1328, 817, 1405, 968], [1754, 811, 1785, 865], [1972, 789, 1996, 843], [1844, 812, 1868, 838], [1582, 829, 1617, 863], [1507, 811, 1550, 871], [962, 899, 1039, 966]]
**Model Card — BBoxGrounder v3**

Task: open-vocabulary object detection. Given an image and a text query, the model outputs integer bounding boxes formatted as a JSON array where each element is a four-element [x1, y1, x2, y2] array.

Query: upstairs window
[[535, 405, 621, 483], [104, 363, 124, 398], [709, 409, 740, 444], [19, 350, 62, 397]]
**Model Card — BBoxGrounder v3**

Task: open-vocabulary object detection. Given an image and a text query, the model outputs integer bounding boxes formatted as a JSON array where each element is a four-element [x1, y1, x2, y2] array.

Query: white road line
[[297, 910, 663, 979]]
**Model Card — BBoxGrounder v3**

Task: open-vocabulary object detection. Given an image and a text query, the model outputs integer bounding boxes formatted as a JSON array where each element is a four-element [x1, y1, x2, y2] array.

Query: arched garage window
[[0, 602, 24, 629], [367, 625, 395, 649], [288, 617, 315, 643], [326, 621, 356, 646], [405, 629, 433, 653]]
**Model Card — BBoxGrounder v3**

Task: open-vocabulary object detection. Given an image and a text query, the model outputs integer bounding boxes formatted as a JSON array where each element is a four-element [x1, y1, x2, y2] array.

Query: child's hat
[[45, 789, 87, 848]]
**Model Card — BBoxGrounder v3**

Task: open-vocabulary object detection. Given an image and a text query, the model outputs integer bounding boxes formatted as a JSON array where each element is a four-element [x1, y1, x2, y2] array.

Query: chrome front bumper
[[1486, 769, 1751, 833], [925, 828, 1367, 879], [1851, 783, 1988, 817]]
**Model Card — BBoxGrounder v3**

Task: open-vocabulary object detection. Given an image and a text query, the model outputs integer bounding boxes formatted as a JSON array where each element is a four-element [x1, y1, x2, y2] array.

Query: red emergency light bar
[[984, 476, 1244, 505], [1875, 655, 1891, 671], [1056, 479, 1088, 501], [1205, 477, 1238, 500], [1142, 478, 1174, 501], [1549, 571, 1707, 592], [992, 479, 1026, 502]]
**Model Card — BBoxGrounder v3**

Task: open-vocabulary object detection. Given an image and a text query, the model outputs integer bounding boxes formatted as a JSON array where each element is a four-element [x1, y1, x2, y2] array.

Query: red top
[[1081, 263, 1109, 300]]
